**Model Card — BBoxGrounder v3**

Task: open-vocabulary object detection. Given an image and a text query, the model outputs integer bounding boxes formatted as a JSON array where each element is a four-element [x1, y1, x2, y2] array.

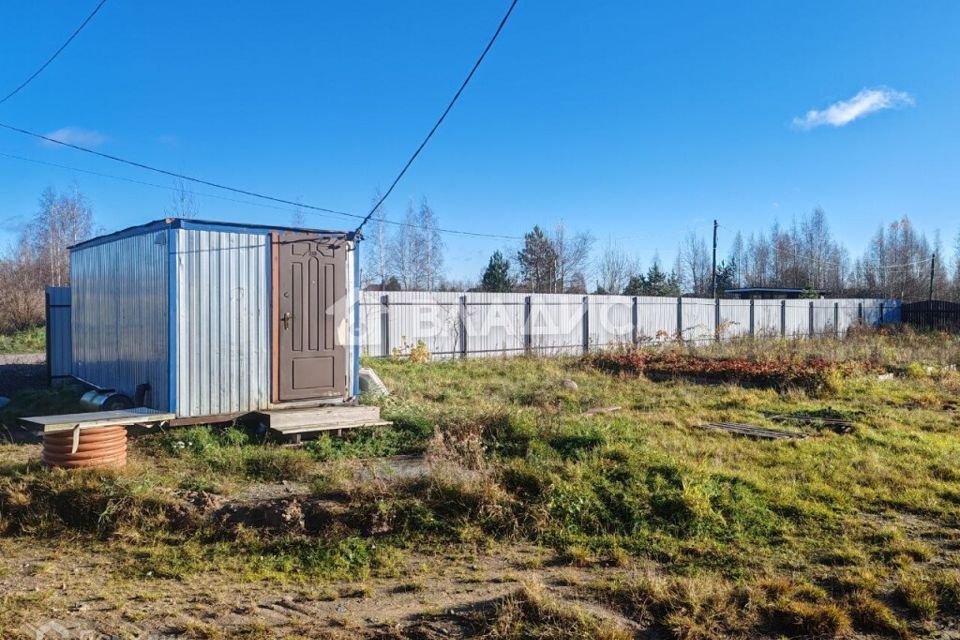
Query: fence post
[[380, 294, 390, 357], [44, 289, 52, 386], [677, 296, 683, 342], [858, 302, 863, 324], [458, 295, 468, 358], [749, 298, 755, 338], [834, 302, 839, 336], [631, 296, 639, 345], [714, 298, 721, 342], [809, 301, 815, 337], [523, 295, 532, 355], [582, 296, 590, 354], [780, 300, 786, 338], [879, 302, 885, 327]]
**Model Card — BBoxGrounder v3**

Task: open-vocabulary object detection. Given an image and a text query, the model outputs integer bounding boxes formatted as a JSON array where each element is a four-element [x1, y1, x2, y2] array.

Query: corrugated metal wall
[[45, 287, 72, 382], [589, 295, 633, 347], [681, 297, 716, 344], [173, 229, 269, 418], [635, 296, 678, 340], [71, 231, 170, 409], [467, 292, 526, 357], [532, 294, 584, 355], [718, 299, 752, 339], [359, 292, 901, 357]]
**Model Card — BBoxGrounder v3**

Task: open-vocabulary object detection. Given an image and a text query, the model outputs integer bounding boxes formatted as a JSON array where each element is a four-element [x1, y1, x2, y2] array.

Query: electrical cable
[[354, 0, 519, 234], [0, 0, 109, 106]]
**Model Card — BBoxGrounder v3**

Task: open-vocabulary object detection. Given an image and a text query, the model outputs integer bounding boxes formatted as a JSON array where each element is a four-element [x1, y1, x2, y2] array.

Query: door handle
[[281, 312, 292, 330]]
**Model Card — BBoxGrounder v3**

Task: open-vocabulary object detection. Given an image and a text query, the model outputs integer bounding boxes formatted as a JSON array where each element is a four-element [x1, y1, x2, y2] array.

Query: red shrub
[[587, 350, 869, 392]]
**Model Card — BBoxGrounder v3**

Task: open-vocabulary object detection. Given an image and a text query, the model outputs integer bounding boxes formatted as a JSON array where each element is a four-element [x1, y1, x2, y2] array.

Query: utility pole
[[711, 219, 718, 299], [928, 252, 936, 302]]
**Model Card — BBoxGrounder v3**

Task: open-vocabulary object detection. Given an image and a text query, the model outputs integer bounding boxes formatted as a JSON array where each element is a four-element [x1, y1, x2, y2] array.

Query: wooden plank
[[271, 420, 391, 435], [698, 422, 806, 440], [21, 409, 176, 433], [258, 405, 380, 429]]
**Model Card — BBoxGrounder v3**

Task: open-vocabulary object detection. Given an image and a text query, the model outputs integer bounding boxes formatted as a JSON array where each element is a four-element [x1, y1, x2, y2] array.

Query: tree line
[[4, 185, 960, 337], [474, 207, 960, 300]]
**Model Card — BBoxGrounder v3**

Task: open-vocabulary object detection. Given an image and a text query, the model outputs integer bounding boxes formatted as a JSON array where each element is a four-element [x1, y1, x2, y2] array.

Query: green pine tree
[[480, 251, 514, 292]]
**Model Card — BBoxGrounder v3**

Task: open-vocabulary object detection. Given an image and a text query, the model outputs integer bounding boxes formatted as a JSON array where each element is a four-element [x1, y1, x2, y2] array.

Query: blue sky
[[1, 1, 958, 281]]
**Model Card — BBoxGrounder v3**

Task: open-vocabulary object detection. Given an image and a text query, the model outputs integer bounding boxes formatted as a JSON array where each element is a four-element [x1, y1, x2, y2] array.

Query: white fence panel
[[636, 296, 677, 341], [359, 292, 384, 356], [388, 291, 461, 358], [812, 301, 836, 336], [754, 300, 782, 337], [589, 295, 633, 348], [836, 300, 860, 334], [718, 300, 751, 339], [681, 298, 715, 344], [784, 300, 809, 337], [531, 294, 583, 355], [354, 292, 897, 359], [467, 293, 526, 357]]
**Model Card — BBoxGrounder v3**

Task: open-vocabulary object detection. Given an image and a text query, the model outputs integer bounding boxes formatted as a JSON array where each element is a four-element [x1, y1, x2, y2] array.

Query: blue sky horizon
[[1, 1, 958, 282]]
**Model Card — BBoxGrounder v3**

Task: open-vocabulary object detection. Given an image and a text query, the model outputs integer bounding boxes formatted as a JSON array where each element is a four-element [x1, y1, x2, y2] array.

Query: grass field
[[0, 325, 45, 354], [0, 328, 959, 638]]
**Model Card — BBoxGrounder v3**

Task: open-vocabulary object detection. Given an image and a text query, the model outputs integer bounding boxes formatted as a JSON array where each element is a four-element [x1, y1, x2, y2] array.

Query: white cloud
[[42, 126, 107, 147], [792, 87, 914, 130]]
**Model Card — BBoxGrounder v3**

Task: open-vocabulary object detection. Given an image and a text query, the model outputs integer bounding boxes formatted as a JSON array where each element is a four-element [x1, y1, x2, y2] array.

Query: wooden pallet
[[255, 405, 390, 442], [698, 422, 807, 440]]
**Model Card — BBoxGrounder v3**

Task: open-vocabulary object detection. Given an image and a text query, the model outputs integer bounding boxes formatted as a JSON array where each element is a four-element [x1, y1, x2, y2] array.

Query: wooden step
[[256, 405, 389, 437]]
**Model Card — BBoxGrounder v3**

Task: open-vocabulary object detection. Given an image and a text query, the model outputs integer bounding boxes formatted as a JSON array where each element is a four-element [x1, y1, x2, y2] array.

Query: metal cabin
[[67, 218, 363, 427]]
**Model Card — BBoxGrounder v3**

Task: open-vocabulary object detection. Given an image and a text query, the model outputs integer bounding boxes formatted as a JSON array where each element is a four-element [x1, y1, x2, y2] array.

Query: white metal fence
[[359, 292, 901, 358]]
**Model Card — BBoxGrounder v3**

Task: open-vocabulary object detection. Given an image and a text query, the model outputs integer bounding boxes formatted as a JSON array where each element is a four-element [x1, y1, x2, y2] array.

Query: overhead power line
[[0, 0, 109, 106], [0, 148, 523, 240], [0, 0, 521, 241], [354, 0, 519, 235]]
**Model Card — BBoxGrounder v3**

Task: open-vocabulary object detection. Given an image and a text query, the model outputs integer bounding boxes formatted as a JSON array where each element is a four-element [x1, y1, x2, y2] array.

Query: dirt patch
[[0, 353, 45, 397], [0, 538, 613, 639]]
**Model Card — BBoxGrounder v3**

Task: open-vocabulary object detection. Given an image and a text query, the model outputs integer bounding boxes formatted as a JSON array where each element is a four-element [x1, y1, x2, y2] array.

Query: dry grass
[[1, 329, 960, 637]]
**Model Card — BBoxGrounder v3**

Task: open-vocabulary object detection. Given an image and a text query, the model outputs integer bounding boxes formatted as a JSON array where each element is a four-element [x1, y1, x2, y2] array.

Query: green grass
[[0, 325, 45, 353], [1, 329, 960, 637]]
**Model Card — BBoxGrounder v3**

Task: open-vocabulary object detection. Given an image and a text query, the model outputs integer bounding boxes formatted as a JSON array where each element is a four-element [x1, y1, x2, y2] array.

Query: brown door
[[276, 233, 346, 401]]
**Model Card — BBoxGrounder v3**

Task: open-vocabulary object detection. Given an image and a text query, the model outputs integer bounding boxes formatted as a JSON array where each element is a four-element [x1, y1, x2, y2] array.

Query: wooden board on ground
[[20, 408, 176, 433], [698, 422, 807, 440], [769, 413, 854, 432], [256, 405, 391, 439]]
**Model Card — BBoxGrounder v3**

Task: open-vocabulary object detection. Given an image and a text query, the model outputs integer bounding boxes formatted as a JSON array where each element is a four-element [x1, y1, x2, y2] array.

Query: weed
[[896, 570, 938, 619], [484, 582, 632, 640]]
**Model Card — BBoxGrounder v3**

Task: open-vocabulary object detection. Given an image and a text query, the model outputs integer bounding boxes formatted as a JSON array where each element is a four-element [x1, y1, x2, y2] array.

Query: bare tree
[[413, 198, 443, 290], [27, 185, 94, 287], [290, 201, 306, 228], [0, 185, 94, 331], [594, 238, 634, 294], [166, 178, 199, 220], [551, 223, 592, 293], [361, 190, 390, 289], [387, 205, 417, 290], [678, 230, 711, 296]]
